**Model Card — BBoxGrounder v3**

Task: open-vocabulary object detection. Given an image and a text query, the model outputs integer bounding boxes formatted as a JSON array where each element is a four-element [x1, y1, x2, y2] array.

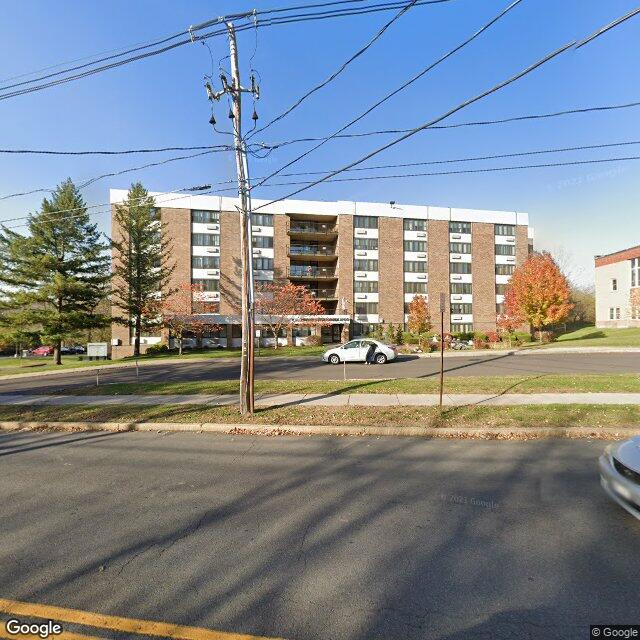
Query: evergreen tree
[[0, 179, 110, 365], [111, 183, 175, 357]]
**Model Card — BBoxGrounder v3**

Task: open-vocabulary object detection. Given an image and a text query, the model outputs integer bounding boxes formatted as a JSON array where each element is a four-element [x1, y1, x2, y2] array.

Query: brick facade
[[427, 219, 451, 332], [515, 224, 529, 267], [378, 217, 405, 324], [219, 210, 242, 313], [471, 222, 496, 332], [336, 214, 354, 314], [273, 213, 288, 281], [162, 207, 192, 302]]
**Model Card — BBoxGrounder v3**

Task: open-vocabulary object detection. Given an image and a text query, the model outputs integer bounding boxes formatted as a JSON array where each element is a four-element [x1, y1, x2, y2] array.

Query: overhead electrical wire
[[250, 0, 523, 188], [0, 145, 238, 156], [251, 7, 640, 209]]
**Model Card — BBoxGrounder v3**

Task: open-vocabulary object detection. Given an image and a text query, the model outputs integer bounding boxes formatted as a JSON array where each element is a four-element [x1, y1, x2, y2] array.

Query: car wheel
[[328, 354, 340, 365], [375, 353, 387, 364]]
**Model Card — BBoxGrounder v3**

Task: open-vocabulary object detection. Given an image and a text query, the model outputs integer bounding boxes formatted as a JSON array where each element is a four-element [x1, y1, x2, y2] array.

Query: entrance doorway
[[321, 325, 343, 344]]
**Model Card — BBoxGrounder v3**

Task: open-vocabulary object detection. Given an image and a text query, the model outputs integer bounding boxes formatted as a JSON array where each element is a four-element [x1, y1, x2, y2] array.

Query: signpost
[[439, 292, 446, 408]]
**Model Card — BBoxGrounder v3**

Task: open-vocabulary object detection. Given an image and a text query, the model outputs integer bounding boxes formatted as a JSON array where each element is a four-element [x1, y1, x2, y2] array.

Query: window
[[610, 307, 615, 320], [404, 282, 428, 293], [192, 278, 219, 292], [496, 303, 505, 315], [495, 244, 516, 256], [496, 264, 515, 275], [451, 323, 473, 334], [404, 219, 426, 231], [251, 213, 273, 226], [252, 236, 274, 248], [451, 303, 472, 315], [616, 307, 621, 320], [354, 259, 378, 271], [231, 325, 242, 338], [450, 242, 471, 254], [343, 340, 361, 349], [404, 240, 427, 252], [495, 283, 507, 295], [150, 208, 160, 221], [192, 256, 220, 269], [449, 221, 471, 234], [355, 302, 379, 315], [354, 215, 378, 229], [404, 261, 427, 273], [191, 210, 219, 223], [192, 233, 220, 246], [354, 237, 378, 250], [354, 280, 379, 293], [611, 278, 618, 291], [632, 258, 640, 288], [495, 224, 515, 236], [450, 262, 472, 274], [253, 257, 274, 270], [451, 282, 472, 294]]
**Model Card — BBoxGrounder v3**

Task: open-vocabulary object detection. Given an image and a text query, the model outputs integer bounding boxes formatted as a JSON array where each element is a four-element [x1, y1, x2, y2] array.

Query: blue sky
[[0, 0, 638, 286]]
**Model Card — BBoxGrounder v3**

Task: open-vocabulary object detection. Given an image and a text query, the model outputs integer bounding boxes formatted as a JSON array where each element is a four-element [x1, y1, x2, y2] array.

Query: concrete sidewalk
[[1, 392, 639, 407]]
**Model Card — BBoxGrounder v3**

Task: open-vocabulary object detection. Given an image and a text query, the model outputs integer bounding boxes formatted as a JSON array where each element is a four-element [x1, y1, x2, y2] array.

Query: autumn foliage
[[407, 295, 431, 335], [502, 252, 573, 334], [255, 281, 326, 348]]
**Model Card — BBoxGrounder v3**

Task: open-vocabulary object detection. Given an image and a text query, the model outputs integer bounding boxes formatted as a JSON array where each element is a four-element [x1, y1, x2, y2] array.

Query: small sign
[[439, 292, 446, 313], [255, 329, 261, 337]]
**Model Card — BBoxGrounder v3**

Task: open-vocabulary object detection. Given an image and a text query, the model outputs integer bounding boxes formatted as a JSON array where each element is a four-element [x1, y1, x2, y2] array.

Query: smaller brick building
[[595, 245, 640, 328]]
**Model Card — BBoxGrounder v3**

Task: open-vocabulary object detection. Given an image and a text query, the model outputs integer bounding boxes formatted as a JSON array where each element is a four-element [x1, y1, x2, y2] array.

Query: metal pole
[[227, 22, 255, 415]]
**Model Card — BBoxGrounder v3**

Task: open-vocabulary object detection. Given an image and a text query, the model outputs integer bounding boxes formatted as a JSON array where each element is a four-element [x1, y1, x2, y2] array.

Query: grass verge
[[528, 326, 640, 349], [65, 373, 640, 396], [1, 403, 638, 430]]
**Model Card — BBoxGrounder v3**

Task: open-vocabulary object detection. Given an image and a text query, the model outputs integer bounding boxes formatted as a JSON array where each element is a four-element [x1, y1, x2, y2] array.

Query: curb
[[2, 420, 638, 440]]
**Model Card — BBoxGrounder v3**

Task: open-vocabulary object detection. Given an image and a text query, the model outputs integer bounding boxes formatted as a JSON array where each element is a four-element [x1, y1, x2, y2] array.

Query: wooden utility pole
[[206, 22, 258, 415], [439, 292, 445, 408]]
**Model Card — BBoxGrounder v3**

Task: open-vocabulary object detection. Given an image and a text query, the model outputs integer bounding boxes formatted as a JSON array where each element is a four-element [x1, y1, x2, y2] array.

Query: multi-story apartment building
[[110, 189, 532, 356], [595, 244, 640, 328]]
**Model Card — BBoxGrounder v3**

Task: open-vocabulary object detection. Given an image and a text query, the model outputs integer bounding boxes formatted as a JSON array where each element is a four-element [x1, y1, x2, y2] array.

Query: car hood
[[612, 436, 640, 473]]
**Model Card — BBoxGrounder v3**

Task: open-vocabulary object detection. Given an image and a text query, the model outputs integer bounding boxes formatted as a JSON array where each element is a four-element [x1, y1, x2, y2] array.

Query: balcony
[[287, 265, 337, 280], [287, 220, 338, 240], [306, 287, 338, 301], [287, 244, 337, 261]]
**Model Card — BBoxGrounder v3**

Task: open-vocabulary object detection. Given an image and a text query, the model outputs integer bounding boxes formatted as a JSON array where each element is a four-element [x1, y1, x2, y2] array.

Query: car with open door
[[322, 339, 397, 365]]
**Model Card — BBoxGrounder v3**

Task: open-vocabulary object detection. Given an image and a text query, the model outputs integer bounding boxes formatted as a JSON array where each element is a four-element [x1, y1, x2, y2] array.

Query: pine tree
[[111, 183, 175, 357], [0, 179, 110, 365]]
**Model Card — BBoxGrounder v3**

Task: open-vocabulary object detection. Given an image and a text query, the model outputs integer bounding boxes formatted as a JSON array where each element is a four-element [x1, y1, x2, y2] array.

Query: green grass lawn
[[1, 403, 638, 431], [529, 326, 640, 348], [121, 344, 326, 361], [67, 373, 640, 396], [0, 355, 111, 377]]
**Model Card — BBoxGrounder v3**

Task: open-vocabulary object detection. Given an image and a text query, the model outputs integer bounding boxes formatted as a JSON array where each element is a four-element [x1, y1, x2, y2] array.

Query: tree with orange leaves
[[503, 252, 573, 340], [161, 283, 220, 355], [255, 281, 327, 349]]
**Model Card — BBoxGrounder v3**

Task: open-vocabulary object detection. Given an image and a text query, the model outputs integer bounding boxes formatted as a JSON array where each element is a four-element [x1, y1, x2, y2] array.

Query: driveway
[[0, 352, 638, 394], [0, 432, 638, 639]]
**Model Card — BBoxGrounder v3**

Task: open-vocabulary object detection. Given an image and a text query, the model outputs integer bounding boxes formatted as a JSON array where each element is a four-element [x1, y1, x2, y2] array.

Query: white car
[[599, 436, 640, 520], [322, 339, 397, 365]]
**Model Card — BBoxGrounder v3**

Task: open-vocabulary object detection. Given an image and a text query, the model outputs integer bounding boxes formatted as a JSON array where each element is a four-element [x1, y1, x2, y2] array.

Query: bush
[[487, 331, 500, 344], [513, 331, 533, 343], [452, 331, 474, 342], [402, 332, 419, 344], [473, 331, 488, 342], [395, 326, 404, 345], [473, 337, 489, 349], [306, 335, 323, 346], [145, 344, 169, 355]]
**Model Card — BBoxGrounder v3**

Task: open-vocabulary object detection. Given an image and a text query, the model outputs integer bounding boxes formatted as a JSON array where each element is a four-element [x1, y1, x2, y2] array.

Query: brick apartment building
[[595, 244, 640, 328], [110, 189, 532, 356]]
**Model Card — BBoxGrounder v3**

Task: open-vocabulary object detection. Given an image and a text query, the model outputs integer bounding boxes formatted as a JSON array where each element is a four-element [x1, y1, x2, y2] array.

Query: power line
[[250, 0, 523, 188], [250, 0, 421, 137], [252, 7, 640, 209], [0, 145, 236, 156]]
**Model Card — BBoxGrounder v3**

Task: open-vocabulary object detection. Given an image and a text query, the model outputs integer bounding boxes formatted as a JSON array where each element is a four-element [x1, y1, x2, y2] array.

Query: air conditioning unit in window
[[417, 274, 427, 280], [417, 254, 426, 259], [451, 234, 462, 240], [451, 275, 462, 280], [253, 226, 262, 232], [506, 237, 515, 243], [206, 225, 219, 231], [206, 248, 219, 254], [417, 232, 426, 238], [452, 295, 462, 301], [207, 270, 219, 276], [451, 255, 462, 260], [253, 249, 262, 255], [356, 251, 367, 256], [355, 272, 367, 278]]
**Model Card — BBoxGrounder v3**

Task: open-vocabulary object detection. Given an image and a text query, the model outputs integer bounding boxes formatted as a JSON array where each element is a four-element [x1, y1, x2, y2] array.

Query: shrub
[[473, 338, 489, 349], [395, 326, 404, 345], [305, 335, 323, 346], [452, 331, 474, 342], [487, 331, 500, 344], [473, 331, 488, 342], [402, 331, 419, 344], [145, 344, 169, 355], [513, 331, 533, 343]]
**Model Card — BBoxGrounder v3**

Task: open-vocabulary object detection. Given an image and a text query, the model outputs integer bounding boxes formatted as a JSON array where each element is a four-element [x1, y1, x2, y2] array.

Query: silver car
[[599, 436, 640, 520], [322, 339, 397, 365]]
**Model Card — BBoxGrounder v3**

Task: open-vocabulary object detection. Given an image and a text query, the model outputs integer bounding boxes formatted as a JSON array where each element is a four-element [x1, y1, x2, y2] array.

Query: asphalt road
[[0, 352, 639, 394], [1, 431, 639, 639]]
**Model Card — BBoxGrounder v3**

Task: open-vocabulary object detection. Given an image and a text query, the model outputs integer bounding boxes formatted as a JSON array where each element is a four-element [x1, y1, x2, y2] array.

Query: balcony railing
[[287, 266, 337, 278], [306, 287, 338, 300], [288, 244, 337, 257], [287, 221, 338, 235]]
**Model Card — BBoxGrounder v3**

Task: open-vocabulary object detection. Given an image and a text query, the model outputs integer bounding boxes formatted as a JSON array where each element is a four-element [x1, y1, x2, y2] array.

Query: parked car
[[322, 339, 397, 365], [29, 346, 53, 357], [599, 437, 640, 520]]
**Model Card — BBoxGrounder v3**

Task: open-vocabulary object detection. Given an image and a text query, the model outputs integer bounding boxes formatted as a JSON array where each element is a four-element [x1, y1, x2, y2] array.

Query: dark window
[[450, 262, 472, 274], [450, 242, 471, 254], [232, 324, 242, 338], [495, 283, 507, 295], [495, 224, 515, 236], [251, 213, 274, 227], [449, 221, 471, 234], [404, 282, 428, 293], [355, 302, 379, 315], [354, 259, 378, 271], [192, 233, 220, 246], [191, 210, 219, 223], [404, 240, 427, 252], [354, 280, 379, 293], [451, 303, 472, 314], [253, 257, 274, 270], [252, 236, 274, 248], [354, 216, 378, 229], [192, 278, 219, 292], [496, 303, 505, 315], [451, 323, 473, 333], [191, 256, 220, 269], [450, 282, 472, 294], [404, 261, 427, 273], [354, 237, 379, 250], [403, 219, 427, 231], [495, 244, 516, 256], [495, 264, 515, 275]]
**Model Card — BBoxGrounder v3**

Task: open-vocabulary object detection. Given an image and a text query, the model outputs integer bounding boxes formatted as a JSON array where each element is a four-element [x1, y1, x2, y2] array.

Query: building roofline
[[595, 244, 640, 267], [109, 189, 529, 226]]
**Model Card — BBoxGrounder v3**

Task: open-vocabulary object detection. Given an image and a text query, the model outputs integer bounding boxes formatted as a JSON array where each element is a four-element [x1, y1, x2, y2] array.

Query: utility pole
[[205, 22, 259, 415], [439, 292, 445, 408]]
